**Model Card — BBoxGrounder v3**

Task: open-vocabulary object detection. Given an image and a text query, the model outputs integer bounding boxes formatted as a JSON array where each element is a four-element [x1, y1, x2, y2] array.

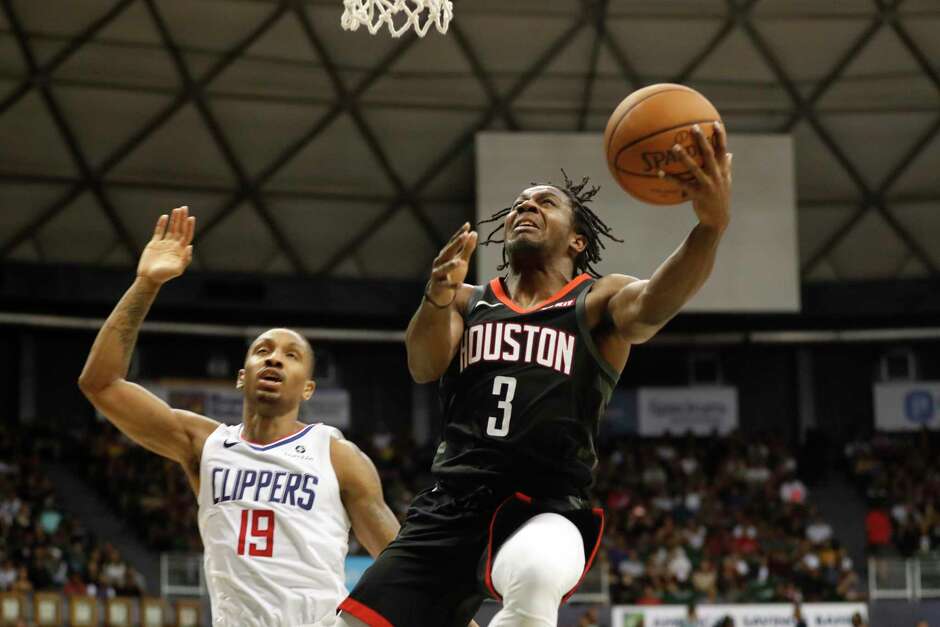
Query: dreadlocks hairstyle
[[478, 170, 623, 278]]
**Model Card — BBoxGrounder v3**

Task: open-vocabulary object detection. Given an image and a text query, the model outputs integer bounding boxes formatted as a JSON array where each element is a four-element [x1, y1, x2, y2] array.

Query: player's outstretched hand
[[137, 206, 195, 285], [427, 222, 478, 304], [659, 121, 732, 231]]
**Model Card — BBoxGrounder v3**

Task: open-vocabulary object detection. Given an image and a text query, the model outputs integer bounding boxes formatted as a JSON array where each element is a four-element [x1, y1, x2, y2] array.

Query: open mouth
[[512, 219, 540, 234], [257, 370, 284, 390]]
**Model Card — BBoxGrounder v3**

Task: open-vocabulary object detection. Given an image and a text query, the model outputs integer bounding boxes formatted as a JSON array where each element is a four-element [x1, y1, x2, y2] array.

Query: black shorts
[[339, 482, 604, 627]]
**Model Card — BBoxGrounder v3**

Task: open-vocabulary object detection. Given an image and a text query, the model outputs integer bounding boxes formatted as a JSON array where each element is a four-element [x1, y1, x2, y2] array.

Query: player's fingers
[[432, 258, 463, 278], [459, 231, 478, 262], [184, 215, 196, 246], [658, 170, 700, 201], [184, 245, 193, 266], [438, 232, 468, 264], [725, 153, 734, 185], [166, 207, 181, 239], [692, 124, 718, 177], [671, 144, 709, 187], [151, 214, 169, 241], [713, 121, 728, 160], [444, 222, 470, 248]]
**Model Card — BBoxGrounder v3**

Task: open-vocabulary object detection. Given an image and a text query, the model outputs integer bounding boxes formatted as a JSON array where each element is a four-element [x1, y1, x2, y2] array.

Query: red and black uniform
[[340, 274, 618, 627]]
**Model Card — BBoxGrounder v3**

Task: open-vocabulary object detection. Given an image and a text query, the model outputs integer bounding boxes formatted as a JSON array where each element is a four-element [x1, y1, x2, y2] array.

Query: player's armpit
[[82, 379, 218, 467], [332, 439, 401, 557], [586, 274, 661, 344]]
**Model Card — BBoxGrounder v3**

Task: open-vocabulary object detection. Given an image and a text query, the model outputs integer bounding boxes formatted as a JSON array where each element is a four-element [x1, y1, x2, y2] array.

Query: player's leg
[[488, 513, 585, 627]]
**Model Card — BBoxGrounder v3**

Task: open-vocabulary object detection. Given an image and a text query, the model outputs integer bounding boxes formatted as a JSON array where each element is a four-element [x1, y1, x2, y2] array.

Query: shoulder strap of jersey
[[575, 282, 620, 384], [462, 284, 488, 319]]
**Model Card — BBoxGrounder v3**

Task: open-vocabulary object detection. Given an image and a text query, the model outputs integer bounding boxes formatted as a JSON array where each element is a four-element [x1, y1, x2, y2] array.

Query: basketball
[[604, 83, 722, 205]]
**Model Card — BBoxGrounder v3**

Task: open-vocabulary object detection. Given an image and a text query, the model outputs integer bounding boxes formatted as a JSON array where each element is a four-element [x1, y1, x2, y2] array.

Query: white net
[[341, 0, 454, 38]]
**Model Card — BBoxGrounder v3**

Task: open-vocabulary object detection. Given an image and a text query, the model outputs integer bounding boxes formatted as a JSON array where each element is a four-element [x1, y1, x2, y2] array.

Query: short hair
[[478, 170, 622, 277], [249, 329, 315, 378]]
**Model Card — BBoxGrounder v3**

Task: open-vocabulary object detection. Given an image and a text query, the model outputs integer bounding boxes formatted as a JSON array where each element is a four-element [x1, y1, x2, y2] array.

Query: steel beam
[[1, 0, 138, 258], [0, 0, 135, 116], [320, 11, 592, 274], [143, 0, 309, 274], [578, 0, 609, 131], [0, 3, 288, 258], [449, 22, 520, 130]]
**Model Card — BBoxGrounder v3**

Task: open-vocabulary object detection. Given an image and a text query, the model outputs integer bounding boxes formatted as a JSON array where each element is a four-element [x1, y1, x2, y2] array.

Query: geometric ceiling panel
[[819, 112, 937, 189], [817, 28, 937, 111], [888, 122, 940, 197], [797, 203, 856, 267], [0, 184, 72, 243], [0, 0, 937, 284], [54, 86, 174, 169], [357, 209, 437, 279], [207, 99, 331, 179], [604, 18, 724, 80], [0, 92, 79, 177], [892, 202, 940, 269], [361, 107, 481, 189], [826, 210, 912, 281], [194, 202, 277, 273], [37, 192, 117, 264], [265, 113, 395, 196], [692, 29, 777, 84], [106, 188, 229, 244], [267, 197, 386, 273], [109, 105, 237, 186], [791, 120, 859, 200], [155, 0, 272, 53], [755, 18, 875, 85]]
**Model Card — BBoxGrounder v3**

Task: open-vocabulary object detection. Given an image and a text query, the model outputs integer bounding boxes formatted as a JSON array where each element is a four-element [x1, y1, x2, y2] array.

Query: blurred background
[[0, 0, 939, 625]]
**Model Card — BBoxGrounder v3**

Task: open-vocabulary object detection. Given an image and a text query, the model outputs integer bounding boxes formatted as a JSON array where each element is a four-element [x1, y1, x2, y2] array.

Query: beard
[[504, 235, 546, 267]]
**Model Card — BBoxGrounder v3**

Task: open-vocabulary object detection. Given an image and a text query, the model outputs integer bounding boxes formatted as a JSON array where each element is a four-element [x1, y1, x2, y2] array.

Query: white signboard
[[637, 386, 738, 436], [476, 132, 799, 313], [874, 381, 940, 431], [132, 381, 351, 429], [612, 603, 868, 627]]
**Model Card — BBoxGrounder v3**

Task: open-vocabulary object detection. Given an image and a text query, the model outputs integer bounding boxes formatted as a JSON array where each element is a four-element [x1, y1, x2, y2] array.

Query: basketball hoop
[[341, 0, 454, 38]]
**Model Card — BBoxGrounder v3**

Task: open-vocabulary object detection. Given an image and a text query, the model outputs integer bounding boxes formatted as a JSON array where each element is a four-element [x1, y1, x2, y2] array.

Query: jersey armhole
[[575, 286, 621, 385], [463, 285, 487, 320]]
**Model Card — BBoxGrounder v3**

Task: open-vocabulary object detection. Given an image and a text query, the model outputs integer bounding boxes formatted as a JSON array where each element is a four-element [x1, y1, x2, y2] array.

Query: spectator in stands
[[576, 607, 599, 627], [806, 509, 834, 545], [636, 584, 663, 605], [11, 566, 32, 593], [793, 604, 807, 627], [850, 613, 866, 627], [780, 472, 808, 504], [865, 505, 893, 553], [0, 559, 14, 591]]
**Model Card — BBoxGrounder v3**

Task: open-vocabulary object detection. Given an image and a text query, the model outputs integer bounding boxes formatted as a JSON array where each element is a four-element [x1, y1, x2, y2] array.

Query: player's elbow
[[77, 371, 114, 397], [407, 359, 439, 384]]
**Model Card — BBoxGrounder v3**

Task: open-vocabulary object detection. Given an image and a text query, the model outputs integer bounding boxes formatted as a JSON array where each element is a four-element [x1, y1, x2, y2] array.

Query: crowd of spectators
[[0, 424, 145, 598], [593, 433, 863, 605], [77, 421, 861, 605], [846, 429, 940, 557]]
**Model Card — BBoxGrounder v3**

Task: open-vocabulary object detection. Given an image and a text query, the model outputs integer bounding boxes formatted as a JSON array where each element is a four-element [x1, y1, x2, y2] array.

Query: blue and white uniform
[[198, 423, 350, 626]]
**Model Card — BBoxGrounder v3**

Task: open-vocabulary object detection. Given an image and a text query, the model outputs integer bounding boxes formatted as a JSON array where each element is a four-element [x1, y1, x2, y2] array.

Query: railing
[[160, 553, 207, 598], [869, 555, 940, 600]]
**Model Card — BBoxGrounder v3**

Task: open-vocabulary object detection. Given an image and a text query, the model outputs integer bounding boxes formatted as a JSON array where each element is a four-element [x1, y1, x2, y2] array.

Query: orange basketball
[[604, 83, 722, 205]]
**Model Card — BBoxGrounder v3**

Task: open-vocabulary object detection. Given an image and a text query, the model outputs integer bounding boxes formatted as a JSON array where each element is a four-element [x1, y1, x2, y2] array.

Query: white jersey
[[198, 423, 351, 627]]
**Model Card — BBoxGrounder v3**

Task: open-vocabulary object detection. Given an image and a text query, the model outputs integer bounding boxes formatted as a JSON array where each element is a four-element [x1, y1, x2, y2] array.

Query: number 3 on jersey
[[486, 376, 516, 438], [237, 509, 275, 557]]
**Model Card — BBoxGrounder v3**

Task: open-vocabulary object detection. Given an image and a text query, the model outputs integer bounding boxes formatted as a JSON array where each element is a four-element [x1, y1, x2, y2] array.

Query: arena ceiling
[[0, 0, 938, 284]]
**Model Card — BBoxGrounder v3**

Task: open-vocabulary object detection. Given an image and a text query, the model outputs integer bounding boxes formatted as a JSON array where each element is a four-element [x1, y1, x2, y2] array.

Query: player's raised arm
[[78, 207, 218, 482], [331, 438, 400, 558], [597, 122, 733, 344], [405, 222, 478, 383]]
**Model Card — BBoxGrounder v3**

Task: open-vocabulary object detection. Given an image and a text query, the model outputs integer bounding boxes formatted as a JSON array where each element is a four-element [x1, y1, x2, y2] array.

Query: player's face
[[504, 185, 574, 255], [239, 329, 315, 412]]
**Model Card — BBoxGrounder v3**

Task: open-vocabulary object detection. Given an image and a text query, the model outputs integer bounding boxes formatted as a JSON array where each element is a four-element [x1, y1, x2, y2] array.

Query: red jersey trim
[[338, 597, 393, 627], [489, 274, 591, 314], [562, 507, 605, 603]]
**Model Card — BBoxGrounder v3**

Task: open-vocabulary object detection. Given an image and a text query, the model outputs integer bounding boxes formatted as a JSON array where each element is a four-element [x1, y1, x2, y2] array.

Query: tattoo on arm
[[115, 289, 152, 363]]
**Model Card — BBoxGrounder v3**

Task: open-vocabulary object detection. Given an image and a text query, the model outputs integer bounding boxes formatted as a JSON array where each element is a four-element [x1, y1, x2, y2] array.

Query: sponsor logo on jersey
[[459, 321, 576, 375], [223, 440, 240, 448], [211, 466, 318, 510], [538, 297, 575, 312]]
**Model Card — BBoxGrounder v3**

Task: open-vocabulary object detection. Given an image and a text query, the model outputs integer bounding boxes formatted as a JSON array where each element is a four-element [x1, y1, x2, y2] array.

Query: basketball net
[[341, 0, 454, 38]]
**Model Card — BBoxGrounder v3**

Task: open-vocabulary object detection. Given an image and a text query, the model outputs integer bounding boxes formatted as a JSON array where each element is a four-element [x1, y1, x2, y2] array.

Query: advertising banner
[[127, 380, 351, 429], [637, 386, 738, 436], [612, 603, 868, 626], [874, 381, 940, 431]]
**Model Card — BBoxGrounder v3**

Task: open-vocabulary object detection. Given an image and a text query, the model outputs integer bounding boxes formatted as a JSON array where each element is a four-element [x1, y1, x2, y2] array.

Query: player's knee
[[335, 613, 370, 627]]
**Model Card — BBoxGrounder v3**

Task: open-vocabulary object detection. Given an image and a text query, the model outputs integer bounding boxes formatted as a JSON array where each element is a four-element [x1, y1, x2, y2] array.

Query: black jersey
[[432, 273, 620, 499]]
